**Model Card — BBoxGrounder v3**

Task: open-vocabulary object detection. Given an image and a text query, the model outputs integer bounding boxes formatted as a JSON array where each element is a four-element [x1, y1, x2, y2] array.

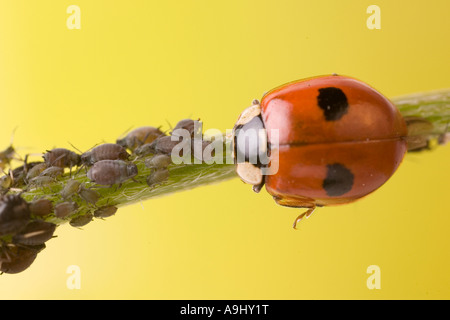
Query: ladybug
[[232, 75, 408, 228]]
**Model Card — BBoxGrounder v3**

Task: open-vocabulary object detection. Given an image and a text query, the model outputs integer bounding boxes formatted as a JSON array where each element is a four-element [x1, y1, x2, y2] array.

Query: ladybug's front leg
[[293, 206, 316, 229]]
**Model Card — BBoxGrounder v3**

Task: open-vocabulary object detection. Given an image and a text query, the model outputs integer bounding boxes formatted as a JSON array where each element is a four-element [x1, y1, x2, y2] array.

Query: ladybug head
[[232, 100, 269, 192]]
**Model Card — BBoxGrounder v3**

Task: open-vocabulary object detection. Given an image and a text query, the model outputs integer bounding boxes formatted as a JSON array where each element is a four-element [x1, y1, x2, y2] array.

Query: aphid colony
[[0, 194, 56, 274], [0, 120, 199, 274]]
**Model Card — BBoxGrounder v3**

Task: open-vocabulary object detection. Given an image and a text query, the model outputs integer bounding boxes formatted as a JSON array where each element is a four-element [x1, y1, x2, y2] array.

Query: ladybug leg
[[252, 176, 265, 193], [293, 206, 316, 229]]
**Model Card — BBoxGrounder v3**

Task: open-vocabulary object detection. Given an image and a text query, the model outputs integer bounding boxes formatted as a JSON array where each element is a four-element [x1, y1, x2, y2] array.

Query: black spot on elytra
[[322, 163, 354, 197], [317, 87, 349, 121]]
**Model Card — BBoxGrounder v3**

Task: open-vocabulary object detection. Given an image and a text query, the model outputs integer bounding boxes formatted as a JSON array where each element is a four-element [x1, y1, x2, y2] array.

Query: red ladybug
[[232, 75, 408, 228]]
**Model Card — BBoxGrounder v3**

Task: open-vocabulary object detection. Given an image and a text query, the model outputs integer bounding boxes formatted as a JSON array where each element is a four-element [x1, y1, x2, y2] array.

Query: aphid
[[0, 146, 17, 171], [144, 154, 172, 169], [43, 148, 81, 172], [0, 129, 19, 171], [9, 160, 45, 188], [0, 194, 30, 236], [39, 166, 64, 178], [0, 171, 13, 194], [78, 184, 101, 205], [80, 143, 130, 166], [232, 75, 407, 228], [147, 135, 186, 155], [28, 176, 56, 189], [171, 119, 200, 137], [29, 198, 53, 217], [403, 117, 449, 152], [69, 213, 93, 228], [54, 201, 78, 219], [146, 132, 204, 159], [94, 205, 118, 218], [146, 168, 169, 188], [87, 160, 138, 186], [60, 179, 82, 200], [133, 143, 155, 157], [25, 163, 48, 182], [12, 220, 56, 246], [193, 140, 213, 162], [404, 116, 435, 152], [0, 243, 45, 274], [116, 126, 165, 151]]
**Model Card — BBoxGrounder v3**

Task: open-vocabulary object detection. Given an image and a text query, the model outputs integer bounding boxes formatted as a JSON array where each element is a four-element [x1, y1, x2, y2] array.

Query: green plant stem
[[22, 150, 237, 225], [393, 89, 450, 135]]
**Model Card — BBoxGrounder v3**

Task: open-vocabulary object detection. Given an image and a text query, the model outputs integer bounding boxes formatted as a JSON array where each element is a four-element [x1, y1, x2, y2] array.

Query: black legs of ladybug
[[292, 206, 316, 230]]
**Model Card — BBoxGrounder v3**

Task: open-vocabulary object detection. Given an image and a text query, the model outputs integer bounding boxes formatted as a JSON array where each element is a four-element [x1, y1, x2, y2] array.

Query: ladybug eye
[[234, 115, 267, 166]]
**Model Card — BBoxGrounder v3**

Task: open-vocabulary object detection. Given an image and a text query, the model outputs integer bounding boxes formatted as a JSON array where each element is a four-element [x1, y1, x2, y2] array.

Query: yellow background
[[0, 0, 449, 299]]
